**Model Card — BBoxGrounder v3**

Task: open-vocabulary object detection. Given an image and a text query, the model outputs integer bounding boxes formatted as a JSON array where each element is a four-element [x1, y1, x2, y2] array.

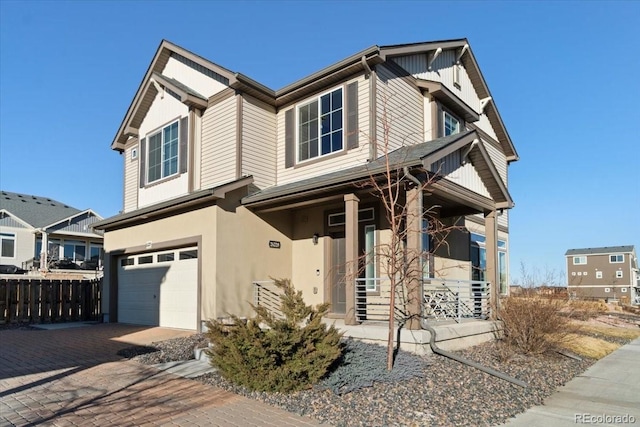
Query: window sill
[[293, 147, 348, 170], [143, 172, 183, 189]]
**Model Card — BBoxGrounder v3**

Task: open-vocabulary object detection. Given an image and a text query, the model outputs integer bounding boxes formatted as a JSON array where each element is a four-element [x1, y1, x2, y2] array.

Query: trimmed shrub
[[204, 279, 343, 393], [498, 296, 575, 355]]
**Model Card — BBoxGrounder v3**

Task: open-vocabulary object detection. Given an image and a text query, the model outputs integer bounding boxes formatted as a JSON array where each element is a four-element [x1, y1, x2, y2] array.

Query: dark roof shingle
[[565, 246, 635, 256], [0, 191, 81, 228]]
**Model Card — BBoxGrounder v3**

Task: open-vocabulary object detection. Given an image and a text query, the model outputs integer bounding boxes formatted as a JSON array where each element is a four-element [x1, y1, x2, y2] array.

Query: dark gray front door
[[331, 235, 346, 314]]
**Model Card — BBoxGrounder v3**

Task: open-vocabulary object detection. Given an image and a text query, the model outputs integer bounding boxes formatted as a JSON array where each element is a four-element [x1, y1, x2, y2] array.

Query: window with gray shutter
[[179, 116, 188, 174], [139, 138, 146, 188], [346, 81, 359, 149], [285, 109, 294, 168]]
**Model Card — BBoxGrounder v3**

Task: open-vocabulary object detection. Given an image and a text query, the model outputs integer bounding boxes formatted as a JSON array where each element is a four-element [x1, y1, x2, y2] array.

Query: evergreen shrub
[[204, 279, 343, 393]]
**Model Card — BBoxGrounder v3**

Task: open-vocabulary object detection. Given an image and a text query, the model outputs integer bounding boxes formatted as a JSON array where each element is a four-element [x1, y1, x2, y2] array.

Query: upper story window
[[147, 121, 179, 183], [298, 88, 343, 162], [573, 256, 587, 265], [443, 111, 460, 136], [1, 232, 15, 258], [610, 254, 624, 263]]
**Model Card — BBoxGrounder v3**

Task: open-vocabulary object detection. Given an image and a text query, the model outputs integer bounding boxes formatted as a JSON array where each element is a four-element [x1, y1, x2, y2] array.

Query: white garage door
[[117, 247, 198, 330]]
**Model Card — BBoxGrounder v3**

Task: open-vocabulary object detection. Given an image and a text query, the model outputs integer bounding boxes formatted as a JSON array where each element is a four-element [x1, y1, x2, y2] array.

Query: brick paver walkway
[[0, 324, 325, 426]]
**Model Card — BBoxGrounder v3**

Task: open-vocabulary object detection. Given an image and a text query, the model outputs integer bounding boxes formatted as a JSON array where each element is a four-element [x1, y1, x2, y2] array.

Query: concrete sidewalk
[[502, 338, 640, 426]]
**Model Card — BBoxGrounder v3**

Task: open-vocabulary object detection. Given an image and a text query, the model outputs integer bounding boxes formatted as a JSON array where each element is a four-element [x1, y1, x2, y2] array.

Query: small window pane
[[120, 258, 134, 267], [332, 130, 343, 152], [332, 89, 342, 109], [138, 255, 153, 265], [321, 134, 331, 155], [179, 250, 198, 260], [1, 237, 15, 258], [309, 137, 318, 158], [321, 93, 330, 114], [157, 253, 175, 262]]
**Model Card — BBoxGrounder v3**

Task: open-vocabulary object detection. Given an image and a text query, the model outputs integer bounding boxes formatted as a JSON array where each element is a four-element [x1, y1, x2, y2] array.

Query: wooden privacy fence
[[0, 277, 102, 324]]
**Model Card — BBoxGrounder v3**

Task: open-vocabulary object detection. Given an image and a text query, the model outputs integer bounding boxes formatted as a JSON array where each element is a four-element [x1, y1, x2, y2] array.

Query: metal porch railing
[[252, 280, 285, 319], [422, 278, 490, 321]]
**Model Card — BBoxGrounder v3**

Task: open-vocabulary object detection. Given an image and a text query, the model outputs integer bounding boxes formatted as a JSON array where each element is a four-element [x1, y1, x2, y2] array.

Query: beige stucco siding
[[291, 208, 326, 307], [0, 226, 34, 266], [201, 94, 236, 188], [123, 139, 139, 213], [393, 51, 480, 114], [161, 55, 228, 99], [214, 202, 293, 318], [102, 206, 218, 323], [276, 76, 371, 185], [375, 64, 423, 153], [242, 96, 277, 190]]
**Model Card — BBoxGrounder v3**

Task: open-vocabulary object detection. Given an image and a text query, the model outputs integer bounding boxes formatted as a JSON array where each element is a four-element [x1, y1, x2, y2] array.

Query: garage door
[[117, 247, 198, 330]]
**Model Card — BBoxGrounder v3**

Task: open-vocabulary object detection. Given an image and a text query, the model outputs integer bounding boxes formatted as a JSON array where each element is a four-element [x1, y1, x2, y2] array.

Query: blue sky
[[1, 1, 638, 281]]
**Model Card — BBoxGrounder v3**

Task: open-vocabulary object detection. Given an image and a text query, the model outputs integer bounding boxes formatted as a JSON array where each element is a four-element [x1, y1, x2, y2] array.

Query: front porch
[[253, 278, 497, 354]]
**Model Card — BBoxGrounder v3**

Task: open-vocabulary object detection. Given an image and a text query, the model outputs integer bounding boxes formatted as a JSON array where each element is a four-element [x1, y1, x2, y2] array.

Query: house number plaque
[[268, 240, 281, 249]]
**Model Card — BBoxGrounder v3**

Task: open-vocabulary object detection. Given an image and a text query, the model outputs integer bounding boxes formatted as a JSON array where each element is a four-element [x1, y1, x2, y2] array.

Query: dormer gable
[[380, 39, 519, 163]]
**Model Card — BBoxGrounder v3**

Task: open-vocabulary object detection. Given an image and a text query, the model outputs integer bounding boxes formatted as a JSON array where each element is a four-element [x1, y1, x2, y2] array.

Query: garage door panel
[[117, 248, 198, 330]]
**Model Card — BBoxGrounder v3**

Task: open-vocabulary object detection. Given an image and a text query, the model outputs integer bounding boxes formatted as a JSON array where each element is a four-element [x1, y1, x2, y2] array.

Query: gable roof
[[242, 130, 512, 210], [566, 246, 636, 256], [379, 39, 519, 162], [0, 190, 81, 228]]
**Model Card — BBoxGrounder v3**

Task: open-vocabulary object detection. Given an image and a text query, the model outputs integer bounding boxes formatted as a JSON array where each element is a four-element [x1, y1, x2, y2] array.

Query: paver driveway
[[0, 323, 325, 426]]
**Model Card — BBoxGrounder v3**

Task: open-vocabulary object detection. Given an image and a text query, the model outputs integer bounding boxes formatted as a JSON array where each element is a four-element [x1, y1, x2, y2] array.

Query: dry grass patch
[[580, 324, 640, 340], [566, 300, 608, 320], [558, 333, 620, 359]]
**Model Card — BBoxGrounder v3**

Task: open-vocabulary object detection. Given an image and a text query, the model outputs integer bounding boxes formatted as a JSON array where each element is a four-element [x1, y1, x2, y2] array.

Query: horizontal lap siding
[[375, 64, 423, 153], [276, 76, 370, 186], [123, 140, 138, 212], [242, 96, 276, 190], [201, 95, 236, 188]]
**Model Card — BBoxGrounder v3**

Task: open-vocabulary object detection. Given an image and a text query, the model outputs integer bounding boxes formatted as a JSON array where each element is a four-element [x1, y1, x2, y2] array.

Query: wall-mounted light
[[312, 233, 319, 245]]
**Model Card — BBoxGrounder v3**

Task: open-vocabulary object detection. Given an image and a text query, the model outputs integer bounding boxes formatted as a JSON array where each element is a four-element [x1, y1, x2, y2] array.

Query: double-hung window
[[610, 254, 624, 263], [298, 88, 343, 162], [443, 111, 460, 136], [147, 121, 179, 183], [573, 256, 587, 265], [1, 233, 15, 258]]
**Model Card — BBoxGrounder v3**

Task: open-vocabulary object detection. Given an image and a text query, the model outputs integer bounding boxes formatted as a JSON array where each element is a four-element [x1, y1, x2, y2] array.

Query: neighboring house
[[0, 191, 104, 270], [94, 39, 518, 331], [566, 246, 639, 305]]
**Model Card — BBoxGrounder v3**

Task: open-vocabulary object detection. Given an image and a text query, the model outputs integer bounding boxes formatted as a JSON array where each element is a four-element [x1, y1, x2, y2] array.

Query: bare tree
[[356, 91, 462, 370]]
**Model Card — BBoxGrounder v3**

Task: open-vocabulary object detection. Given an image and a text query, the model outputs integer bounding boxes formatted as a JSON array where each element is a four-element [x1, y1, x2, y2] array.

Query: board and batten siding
[[242, 95, 276, 190], [161, 55, 229, 100], [276, 75, 370, 186], [200, 93, 236, 189], [393, 52, 480, 114], [46, 212, 103, 235], [433, 149, 490, 198], [375, 64, 423, 153], [123, 140, 138, 213], [0, 216, 27, 228]]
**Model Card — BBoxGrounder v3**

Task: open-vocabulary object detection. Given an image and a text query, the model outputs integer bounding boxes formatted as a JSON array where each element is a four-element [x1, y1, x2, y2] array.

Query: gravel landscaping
[[118, 333, 595, 426]]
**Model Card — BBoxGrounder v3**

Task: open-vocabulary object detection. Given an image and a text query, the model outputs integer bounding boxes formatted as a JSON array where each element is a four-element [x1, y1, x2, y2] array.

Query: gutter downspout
[[404, 167, 527, 389]]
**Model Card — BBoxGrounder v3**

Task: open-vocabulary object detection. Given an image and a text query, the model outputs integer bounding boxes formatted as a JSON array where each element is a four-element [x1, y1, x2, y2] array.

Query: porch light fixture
[[312, 233, 319, 245]]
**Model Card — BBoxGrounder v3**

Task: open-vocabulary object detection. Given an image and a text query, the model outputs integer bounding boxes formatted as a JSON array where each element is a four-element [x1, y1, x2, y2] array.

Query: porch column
[[344, 193, 359, 325], [484, 210, 499, 319], [40, 231, 48, 271], [406, 187, 422, 330]]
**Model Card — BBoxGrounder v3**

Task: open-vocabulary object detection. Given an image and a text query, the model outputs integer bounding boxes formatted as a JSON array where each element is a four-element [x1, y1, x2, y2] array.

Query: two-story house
[[0, 190, 104, 271], [94, 39, 518, 331], [566, 246, 639, 304]]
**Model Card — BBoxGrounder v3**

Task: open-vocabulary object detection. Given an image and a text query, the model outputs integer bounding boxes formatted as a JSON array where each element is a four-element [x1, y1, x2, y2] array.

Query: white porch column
[[344, 193, 359, 325], [40, 231, 48, 271], [484, 210, 499, 319]]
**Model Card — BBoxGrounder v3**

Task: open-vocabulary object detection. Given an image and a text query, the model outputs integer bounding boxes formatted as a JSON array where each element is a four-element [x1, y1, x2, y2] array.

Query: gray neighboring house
[[566, 245, 639, 305], [0, 191, 104, 270]]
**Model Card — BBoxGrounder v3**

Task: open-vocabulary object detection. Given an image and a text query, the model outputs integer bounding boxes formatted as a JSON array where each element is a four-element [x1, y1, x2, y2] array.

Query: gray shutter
[[285, 109, 294, 168], [346, 82, 359, 149], [139, 138, 146, 188], [179, 116, 188, 174]]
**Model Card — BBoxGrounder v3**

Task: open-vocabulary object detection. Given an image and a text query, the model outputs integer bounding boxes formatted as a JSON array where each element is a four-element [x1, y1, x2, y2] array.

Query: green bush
[[204, 279, 343, 392]]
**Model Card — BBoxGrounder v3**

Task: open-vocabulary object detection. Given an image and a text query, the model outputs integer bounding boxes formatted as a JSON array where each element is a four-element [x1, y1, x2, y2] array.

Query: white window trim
[[146, 119, 180, 184], [610, 254, 624, 263], [0, 232, 16, 258], [604, 287, 611, 293], [296, 87, 344, 164], [573, 256, 587, 265], [364, 224, 377, 292], [616, 270, 623, 279], [443, 110, 461, 136], [596, 271, 603, 279]]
